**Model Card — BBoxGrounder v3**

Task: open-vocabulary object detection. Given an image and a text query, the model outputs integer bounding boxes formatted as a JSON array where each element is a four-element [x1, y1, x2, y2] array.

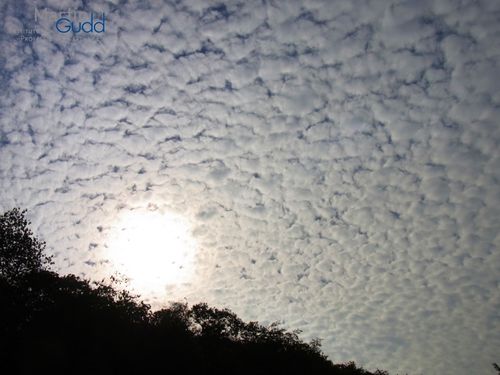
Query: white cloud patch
[[1, 0, 500, 374]]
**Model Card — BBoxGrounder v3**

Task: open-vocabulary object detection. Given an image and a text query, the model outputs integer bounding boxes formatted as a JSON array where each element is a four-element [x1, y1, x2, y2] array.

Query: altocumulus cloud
[[1, 0, 499, 374]]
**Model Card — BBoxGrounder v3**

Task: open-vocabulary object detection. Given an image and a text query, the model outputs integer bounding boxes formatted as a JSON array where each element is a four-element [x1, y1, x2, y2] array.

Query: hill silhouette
[[0, 208, 394, 374]]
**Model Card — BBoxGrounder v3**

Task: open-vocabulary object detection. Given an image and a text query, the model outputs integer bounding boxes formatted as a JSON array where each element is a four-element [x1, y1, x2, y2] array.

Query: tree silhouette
[[1, 208, 394, 374], [0, 208, 52, 283]]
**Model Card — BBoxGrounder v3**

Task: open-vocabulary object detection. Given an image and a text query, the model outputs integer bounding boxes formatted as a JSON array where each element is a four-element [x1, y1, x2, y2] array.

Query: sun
[[106, 209, 197, 294]]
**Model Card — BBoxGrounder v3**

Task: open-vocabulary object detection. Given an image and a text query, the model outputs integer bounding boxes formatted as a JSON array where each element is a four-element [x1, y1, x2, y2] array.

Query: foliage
[[0, 208, 52, 283], [0, 208, 391, 375]]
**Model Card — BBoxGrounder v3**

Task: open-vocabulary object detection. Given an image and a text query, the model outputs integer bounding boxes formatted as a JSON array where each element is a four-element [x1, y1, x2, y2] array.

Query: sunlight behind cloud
[[106, 209, 198, 296], [1, 0, 499, 373]]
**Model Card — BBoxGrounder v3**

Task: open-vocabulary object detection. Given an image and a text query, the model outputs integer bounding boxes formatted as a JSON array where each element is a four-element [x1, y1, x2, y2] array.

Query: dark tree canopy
[[0, 208, 397, 374], [0, 208, 52, 283]]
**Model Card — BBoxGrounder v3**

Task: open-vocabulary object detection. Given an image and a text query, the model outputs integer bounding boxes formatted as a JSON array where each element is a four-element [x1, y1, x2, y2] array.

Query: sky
[[0, 0, 499, 374]]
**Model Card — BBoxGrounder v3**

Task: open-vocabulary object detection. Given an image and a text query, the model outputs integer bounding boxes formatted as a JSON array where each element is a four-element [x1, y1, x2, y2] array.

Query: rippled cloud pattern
[[1, 1, 499, 374]]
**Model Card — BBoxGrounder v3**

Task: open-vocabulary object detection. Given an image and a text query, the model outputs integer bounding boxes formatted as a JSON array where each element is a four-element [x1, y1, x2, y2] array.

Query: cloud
[[1, 0, 499, 374]]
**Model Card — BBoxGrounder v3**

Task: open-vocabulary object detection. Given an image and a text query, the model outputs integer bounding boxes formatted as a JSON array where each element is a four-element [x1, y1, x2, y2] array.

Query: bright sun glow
[[107, 210, 197, 294]]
